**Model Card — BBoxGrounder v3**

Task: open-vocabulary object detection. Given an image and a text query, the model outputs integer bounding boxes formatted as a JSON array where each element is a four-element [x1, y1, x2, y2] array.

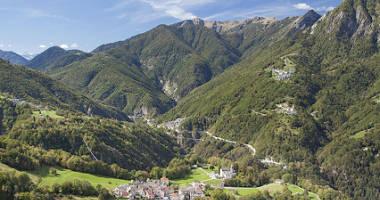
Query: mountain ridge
[[0, 50, 29, 65], [27, 46, 91, 71]]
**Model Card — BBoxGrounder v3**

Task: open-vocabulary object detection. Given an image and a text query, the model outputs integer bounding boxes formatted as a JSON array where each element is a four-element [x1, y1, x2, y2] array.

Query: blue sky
[[0, 0, 341, 56]]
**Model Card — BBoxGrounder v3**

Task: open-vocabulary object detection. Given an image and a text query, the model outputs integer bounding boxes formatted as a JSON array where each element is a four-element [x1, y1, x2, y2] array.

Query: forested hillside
[[161, 1, 380, 199], [0, 60, 127, 120], [27, 46, 91, 71], [1, 0, 380, 199], [0, 94, 178, 172]]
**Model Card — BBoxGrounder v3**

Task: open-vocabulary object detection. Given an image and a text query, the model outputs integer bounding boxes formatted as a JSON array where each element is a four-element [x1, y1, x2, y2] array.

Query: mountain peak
[[192, 17, 205, 26], [46, 46, 66, 52], [27, 46, 89, 71], [305, 9, 319, 16], [0, 49, 29, 65], [204, 17, 277, 33], [293, 10, 321, 31]]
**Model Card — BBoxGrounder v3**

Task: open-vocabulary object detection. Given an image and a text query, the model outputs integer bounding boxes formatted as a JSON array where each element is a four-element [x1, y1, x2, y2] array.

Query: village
[[113, 166, 237, 200]]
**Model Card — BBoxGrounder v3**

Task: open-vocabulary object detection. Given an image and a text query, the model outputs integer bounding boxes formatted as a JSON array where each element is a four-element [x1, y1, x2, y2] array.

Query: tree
[[150, 167, 163, 179], [49, 169, 58, 176], [98, 188, 115, 200], [211, 189, 235, 200]]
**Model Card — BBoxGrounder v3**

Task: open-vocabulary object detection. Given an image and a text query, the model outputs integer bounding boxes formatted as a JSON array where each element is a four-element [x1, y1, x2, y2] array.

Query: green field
[[225, 183, 320, 199], [0, 163, 130, 190], [287, 184, 320, 199], [33, 167, 130, 189], [172, 168, 212, 186], [350, 128, 374, 140], [351, 130, 367, 139], [0, 162, 40, 182], [32, 110, 64, 119], [203, 179, 223, 187]]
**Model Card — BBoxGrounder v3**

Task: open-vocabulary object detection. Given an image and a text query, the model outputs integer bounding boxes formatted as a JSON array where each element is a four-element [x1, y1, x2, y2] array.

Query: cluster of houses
[[272, 68, 294, 81], [276, 102, 297, 115], [113, 177, 205, 200], [158, 118, 186, 132]]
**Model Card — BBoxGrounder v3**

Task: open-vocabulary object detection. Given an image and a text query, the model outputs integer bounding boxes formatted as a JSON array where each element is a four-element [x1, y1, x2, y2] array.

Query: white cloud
[[70, 43, 79, 48], [59, 44, 69, 49], [110, 0, 216, 21], [293, 3, 314, 10], [0, 44, 12, 49], [39, 44, 47, 48], [140, 0, 196, 20], [326, 7, 335, 12], [205, 5, 290, 20], [317, 6, 335, 12]]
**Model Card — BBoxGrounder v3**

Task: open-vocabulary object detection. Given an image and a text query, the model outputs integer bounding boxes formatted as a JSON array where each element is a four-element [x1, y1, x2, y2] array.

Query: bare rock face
[[180, 17, 205, 27], [318, 0, 378, 40], [192, 17, 205, 26], [204, 17, 277, 33], [163, 80, 179, 101], [294, 10, 321, 31], [353, 4, 374, 38], [133, 106, 151, 118]]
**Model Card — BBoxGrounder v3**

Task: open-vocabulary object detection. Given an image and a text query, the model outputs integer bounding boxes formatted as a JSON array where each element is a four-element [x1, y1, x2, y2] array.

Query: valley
[[1, 0, 380, 199]]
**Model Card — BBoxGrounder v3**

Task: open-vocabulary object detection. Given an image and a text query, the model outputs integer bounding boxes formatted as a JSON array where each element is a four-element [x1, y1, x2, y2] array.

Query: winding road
[[204, 131, 256, 157]]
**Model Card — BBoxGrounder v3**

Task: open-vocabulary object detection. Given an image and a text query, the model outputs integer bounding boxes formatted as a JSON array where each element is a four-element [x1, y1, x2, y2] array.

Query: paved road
[[205, 131, 256, 157], [153, 119, 257, 158]]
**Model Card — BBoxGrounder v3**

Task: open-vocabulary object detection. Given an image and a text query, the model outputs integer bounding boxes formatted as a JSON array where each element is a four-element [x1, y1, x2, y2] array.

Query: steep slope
[[51, 53, 174, 117], [0, 96, 178, 177], [162, 3, 380, 199], [52, 17, 288, 117], [92, 22, 240, 99], [27, 46, 91, 71], [310, 0, 380, 62], [6, 113, 178, 170], [0, 59, 127, 120], [0, 50, 29, 65]]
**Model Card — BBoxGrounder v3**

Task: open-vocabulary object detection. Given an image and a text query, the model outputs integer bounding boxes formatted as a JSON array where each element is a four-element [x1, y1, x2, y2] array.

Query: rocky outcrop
[[204, 17, 277, 33], [294, 10, 321, 31]]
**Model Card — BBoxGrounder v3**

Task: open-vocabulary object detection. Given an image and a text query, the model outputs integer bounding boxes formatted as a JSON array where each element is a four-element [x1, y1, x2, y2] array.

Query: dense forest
[[1, 0, 380, 199]]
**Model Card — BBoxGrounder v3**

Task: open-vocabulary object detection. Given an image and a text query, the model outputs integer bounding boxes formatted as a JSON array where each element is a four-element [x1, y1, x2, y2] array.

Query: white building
[[219, 165, 236, 179]]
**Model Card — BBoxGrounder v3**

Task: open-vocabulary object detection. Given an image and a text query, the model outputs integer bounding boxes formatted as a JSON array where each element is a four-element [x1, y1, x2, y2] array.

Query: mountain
[[0, 59, 127, 120], [27, 46, 91, 71], [4, 112, 178, 170], [161, 3, 380, 199], [51, 16, 293, 117], [1, 1, 379, 198], [91, 19, 242, 99], [51, 53, 175, 117], [0, 50, 29, 65]]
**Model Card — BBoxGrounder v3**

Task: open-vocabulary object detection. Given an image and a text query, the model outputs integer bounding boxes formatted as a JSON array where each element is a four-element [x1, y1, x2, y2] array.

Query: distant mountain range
[[0, 59, 127, 120], [1, 0, 380, 198], [0, 47, 90, 71], [0, 50, 29, 65], [27, 46, 91, 71]]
